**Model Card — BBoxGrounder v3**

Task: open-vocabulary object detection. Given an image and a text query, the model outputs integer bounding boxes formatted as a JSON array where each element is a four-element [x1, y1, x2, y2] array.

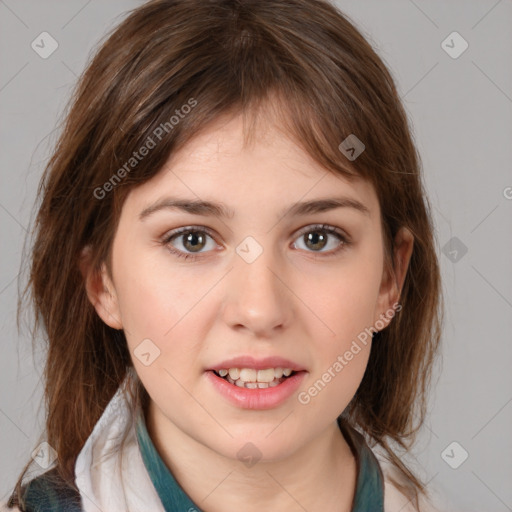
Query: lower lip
[[205, 370, 307, 410]]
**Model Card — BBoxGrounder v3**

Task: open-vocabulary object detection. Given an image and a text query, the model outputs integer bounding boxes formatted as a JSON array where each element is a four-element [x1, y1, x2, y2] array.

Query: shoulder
[[381, 464, 444, 512], [383, 479, 437, 512], [1, 468, 82, 512]]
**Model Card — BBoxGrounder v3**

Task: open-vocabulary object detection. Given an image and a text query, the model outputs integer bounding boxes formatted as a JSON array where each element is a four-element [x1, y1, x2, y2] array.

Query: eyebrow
[[139, 196, 371, 221]]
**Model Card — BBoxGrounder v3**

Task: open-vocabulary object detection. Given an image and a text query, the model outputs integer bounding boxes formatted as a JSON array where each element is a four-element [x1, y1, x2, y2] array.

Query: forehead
[[123, 112, 380, 220]]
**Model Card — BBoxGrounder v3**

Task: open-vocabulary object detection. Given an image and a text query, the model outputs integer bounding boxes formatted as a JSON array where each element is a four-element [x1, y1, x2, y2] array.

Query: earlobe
[[79, 246, 123, 330]]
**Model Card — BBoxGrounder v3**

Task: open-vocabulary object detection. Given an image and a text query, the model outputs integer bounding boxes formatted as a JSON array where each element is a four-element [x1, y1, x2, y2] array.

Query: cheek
[[114, 248, 207, 336], [111, 255, 209, 385], [308, 263, 382, 346], [299, 332, 372, 416], [299, 254, 381, 405]]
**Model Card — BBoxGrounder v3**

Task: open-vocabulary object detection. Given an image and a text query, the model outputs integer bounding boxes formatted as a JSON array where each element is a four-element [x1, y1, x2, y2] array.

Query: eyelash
[[161, 224, 351, 262]]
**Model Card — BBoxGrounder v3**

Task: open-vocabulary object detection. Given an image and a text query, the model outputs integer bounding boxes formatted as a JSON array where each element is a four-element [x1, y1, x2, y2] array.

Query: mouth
[[205, 366, 307, 409], [211, 367, 300, 389], [205, 356, 307, 408]]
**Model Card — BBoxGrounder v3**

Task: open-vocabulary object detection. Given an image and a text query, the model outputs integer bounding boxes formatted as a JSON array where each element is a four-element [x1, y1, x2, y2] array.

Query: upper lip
[[207, 355, 306, 372]]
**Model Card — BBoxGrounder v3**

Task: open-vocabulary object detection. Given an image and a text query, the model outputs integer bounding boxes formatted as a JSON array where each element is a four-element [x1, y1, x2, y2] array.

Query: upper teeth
[[218, 367, 293, 382]]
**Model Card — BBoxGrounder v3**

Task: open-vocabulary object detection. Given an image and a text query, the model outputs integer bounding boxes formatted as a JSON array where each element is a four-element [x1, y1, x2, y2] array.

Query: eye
[[161, 223, 351, 262], [162, 226, 218, 261], [292, 224, 350, 256]]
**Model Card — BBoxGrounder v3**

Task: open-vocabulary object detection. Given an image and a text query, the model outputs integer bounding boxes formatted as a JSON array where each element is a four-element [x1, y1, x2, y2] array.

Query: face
[[86, 111, 412, 462]]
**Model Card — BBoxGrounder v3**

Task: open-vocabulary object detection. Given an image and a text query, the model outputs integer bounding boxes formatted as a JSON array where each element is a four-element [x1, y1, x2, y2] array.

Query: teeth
[[257, 369, 275, 382], [228, 368, 240, 380], [239, 368, 257, 382], [216, 366, 295, 388]]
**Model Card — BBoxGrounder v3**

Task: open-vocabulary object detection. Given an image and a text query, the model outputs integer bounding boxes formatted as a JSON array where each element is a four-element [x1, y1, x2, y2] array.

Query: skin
[[83, 110, 414, 512]]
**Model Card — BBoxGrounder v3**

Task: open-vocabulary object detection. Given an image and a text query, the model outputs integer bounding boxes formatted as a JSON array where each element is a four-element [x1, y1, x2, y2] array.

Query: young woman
[[2, 0, 444, 510]]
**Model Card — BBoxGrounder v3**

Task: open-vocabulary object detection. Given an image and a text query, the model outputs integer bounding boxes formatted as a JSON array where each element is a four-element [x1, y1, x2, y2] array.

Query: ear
[[373, 227, 414, 329], [79, 246, 123, 330]]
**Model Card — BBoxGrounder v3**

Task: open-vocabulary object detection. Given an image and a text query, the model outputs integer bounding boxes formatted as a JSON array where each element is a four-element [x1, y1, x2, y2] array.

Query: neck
[[146, 402, 357, 512]]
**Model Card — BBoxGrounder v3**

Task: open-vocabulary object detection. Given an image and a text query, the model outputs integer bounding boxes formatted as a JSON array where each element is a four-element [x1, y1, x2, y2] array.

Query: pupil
[[184, 232, 204, 252], [306, 232, 326, 250]]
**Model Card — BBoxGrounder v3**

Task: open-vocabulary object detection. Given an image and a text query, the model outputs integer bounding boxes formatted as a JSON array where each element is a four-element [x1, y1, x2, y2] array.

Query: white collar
[[74, 371, 164, 512]]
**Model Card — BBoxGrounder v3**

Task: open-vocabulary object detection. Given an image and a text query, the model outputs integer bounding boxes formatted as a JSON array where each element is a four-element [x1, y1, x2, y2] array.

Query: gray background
[[1, 1, 511, 510]]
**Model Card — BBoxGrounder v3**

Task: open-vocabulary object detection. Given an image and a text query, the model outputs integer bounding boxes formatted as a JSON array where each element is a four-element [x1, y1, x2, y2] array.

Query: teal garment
[[135, 407, 200, 511], [339, 419, 386, 511], [135, 408, 385, 512], [14, 468, 82, 512]]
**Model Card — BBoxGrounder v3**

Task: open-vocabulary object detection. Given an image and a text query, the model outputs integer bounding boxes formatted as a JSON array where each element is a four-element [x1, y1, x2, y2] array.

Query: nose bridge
[[224, 235, 292, 335]]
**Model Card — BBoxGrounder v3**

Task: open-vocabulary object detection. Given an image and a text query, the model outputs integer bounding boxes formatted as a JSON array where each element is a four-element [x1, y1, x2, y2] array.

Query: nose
[[221, 243, 293, 338]]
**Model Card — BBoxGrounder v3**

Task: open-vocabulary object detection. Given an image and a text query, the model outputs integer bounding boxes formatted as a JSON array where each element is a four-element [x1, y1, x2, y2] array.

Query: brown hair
[[9, 0, 443, 509]]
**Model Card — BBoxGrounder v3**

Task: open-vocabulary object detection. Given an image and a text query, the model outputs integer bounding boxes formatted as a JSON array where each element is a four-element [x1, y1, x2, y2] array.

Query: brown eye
[[303, 231, 328, 251], [162, 226, 218, 260], [292, 224, 350, 255], [180, 231, 207, 252]]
